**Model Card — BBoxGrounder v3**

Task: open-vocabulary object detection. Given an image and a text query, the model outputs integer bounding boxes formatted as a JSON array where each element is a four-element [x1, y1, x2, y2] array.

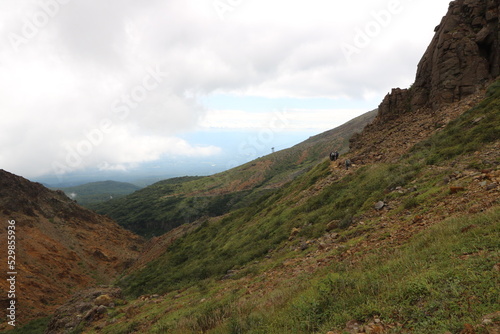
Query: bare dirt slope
[[0, 170, 144, 328]]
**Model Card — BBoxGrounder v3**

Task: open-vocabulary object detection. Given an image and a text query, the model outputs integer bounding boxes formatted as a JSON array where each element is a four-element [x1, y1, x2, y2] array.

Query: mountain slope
[[41, 0, 500, 332], [11, 0, 500, 332], [0, 170, 144, 330], [52, 78, 499, 334], [119, 81, 499, 297], [92, 109, 377, 237], [54, 180, 141, 207]]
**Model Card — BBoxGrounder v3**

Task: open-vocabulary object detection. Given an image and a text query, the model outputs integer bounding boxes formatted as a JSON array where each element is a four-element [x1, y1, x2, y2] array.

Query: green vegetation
[[22, 82, 498, 333], [93, 110, 377, 237], [410, 80, 500, 166], [278, 208, 499, 333], [54, 180, 141, 207], [118, 161, 422, 297], [98, 208, 499, 334], [110, 81, 499, 333]]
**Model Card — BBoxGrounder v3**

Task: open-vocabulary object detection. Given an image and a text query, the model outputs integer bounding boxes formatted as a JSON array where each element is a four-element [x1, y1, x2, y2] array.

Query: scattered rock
[[96, 305, 108, 314], [413, 215, 424, 224], [45, 287, 122, 334], [289, 227, 301, 240], [460, 323, 476, 334], [365, 324, 385, 334], [222, 270, 238, 280], [374, 201, 386, 210], [330, 233, 340, 239], [125, 305, 139, 319], [94, 294, 113, 307], [486, 183, 498, 191], [472, 116, 486, 124], [450, 187, 466, 194], [483, 311, 500, 324], [344, 319, 363, 334], [83, 306, 99, 321], [93, 249, 110, 261], [326, 221, 339, 232]]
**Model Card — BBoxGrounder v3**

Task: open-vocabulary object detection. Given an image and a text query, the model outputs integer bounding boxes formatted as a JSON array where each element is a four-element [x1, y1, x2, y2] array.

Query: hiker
[[345, 159, 351, 170], [329, 151, 340, 161]]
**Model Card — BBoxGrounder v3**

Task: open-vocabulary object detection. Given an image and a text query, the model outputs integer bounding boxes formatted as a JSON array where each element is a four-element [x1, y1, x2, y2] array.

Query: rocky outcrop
[[45, 287, 123, 334], [377, 88, 412, 122], [376, 0, 500, 123]]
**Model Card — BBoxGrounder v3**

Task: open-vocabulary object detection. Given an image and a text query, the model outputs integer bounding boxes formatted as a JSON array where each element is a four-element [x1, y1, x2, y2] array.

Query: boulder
[[289, 227, 301, 240], [450, 187, 466, 194], [374, 201, 386, 210], [94, 294, 113, 307]]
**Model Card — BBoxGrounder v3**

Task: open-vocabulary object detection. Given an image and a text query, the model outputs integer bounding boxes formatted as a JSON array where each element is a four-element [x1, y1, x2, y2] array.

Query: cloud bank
[[0, 0, 450, 178]]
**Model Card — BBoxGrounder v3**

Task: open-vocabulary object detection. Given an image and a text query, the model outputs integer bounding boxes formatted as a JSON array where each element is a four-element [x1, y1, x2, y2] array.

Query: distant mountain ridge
[[53, 180, 141, 207]]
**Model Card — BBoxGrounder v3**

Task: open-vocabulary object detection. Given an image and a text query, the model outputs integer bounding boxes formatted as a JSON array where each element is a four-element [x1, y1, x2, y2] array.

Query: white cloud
[[201, 109, 368, 131], [0, 0, 451, 178]]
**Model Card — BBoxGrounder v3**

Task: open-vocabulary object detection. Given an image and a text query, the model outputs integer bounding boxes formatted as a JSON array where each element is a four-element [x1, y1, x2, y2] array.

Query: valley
[[0, 0, 499, 333]]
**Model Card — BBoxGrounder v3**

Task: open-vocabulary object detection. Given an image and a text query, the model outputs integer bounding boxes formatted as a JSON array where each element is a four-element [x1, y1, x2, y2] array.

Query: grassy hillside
[[92, 110, 377, 237], [101, 209, 498, 334], [9, 83, 499, 334], [96, 81, 499, 333], [54, 180, 141, 207]]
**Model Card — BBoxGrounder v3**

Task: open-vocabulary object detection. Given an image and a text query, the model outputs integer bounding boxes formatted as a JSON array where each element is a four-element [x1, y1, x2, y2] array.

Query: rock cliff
[[376, 0, 500, 123]]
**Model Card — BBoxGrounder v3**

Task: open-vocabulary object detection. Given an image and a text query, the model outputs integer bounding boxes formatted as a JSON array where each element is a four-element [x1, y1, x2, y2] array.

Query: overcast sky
[[0, 0, 451, 181]]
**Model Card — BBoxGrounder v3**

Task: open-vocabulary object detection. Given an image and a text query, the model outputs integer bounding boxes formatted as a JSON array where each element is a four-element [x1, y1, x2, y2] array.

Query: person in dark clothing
[[330, 151, 340, 161], [345, 159, 351, 170]]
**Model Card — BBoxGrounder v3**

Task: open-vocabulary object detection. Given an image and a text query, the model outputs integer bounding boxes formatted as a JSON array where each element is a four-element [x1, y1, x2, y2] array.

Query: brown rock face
[[377, 0, 500, 122], [377, 87, 412, 122]]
